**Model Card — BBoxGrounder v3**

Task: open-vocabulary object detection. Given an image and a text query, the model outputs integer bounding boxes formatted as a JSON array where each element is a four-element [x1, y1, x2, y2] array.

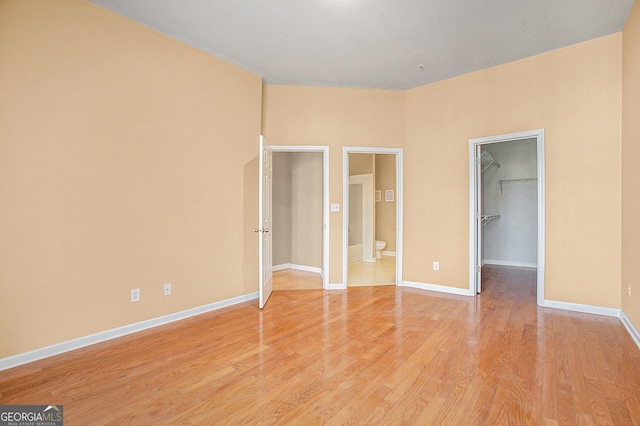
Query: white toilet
[[374, 240, 386, 259]]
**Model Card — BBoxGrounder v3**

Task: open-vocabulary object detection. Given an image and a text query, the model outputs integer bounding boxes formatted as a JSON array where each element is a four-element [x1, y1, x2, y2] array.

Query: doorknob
[[254, 228, 261, 233], [263, 228, 269, 233]]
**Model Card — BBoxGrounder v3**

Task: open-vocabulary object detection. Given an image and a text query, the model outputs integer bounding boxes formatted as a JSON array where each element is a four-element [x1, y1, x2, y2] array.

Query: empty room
[[1, 0, 640, 424]]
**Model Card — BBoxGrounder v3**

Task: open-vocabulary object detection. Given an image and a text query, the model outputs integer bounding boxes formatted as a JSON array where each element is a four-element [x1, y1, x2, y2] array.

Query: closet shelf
[[499, 178, 537, 195], [481, 214, 501, 226], [480, 151, 500, 173]]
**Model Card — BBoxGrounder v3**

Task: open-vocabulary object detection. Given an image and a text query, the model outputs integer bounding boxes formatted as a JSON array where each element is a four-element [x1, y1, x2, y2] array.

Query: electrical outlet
[[131, 288, 140, 303], [164, 283, 172, 296], [433, 261, 439, 271], [628, 283, 632, 298]]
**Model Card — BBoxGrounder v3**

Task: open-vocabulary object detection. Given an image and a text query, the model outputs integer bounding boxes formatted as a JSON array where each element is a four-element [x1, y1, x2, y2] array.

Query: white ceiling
[[89, 0, 635, 90]]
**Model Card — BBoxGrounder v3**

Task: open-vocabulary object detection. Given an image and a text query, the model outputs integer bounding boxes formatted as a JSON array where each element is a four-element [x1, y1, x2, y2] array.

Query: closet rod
[[499, 178, 537, 195]]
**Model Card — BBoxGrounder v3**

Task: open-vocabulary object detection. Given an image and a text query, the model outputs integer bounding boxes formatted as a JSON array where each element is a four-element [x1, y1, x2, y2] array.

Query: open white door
[[258, 135, 273, 308], [475, 145, 483, 293]]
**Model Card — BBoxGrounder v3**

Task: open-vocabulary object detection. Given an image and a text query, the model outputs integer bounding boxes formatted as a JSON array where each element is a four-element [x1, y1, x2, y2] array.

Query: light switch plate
[[331, 203, 340, 212]]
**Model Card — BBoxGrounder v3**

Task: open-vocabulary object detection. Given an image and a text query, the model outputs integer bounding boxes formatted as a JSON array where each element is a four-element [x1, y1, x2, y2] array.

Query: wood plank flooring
[[1, 265, 640, 424], [273, 268, 323, 290]]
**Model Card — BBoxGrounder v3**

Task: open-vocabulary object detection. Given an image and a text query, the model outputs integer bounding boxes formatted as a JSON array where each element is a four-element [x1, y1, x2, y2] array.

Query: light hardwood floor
[[273, 268, 323, 290], [1, 266, 639, 424]]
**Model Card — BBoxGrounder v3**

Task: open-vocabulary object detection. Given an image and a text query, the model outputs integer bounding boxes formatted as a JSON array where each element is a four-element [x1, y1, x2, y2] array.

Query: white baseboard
[[542, 299, 620, 317], [484, 260, 537, 269], [273, 263, 322, 274], [327, 283, 346, 290], [401, 280, 474, 296], [381, 251, 396, 257], [620, 310, 640, 350], [0, 291, 259, 372], [363, 257, 376, 263]]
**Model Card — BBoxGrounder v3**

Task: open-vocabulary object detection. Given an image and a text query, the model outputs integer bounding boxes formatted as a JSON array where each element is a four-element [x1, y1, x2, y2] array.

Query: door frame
[[343, 147, 404, 288], [271, 145, 330, 290], [468, 129, 545, 306]]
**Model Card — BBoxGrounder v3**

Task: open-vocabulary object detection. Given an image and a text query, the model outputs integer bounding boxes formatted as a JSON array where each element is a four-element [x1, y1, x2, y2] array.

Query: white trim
[[343, 147, 403, 288], [401, 280, 475, 296], [484, 260, 537, 269], [469, 129, 545, 305], [620, 310, 640, 350], [327, 283, 346, 290], [0, 292, 259, 372], [271, 145, 330, 290], [543, 300, 620, 317], [381, 251, 396, 257], [272, 263, 323, 274]]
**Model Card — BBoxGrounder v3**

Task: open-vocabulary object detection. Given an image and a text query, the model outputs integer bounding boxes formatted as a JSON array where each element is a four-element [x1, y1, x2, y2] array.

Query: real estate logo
[[0, 405, 63, 426]]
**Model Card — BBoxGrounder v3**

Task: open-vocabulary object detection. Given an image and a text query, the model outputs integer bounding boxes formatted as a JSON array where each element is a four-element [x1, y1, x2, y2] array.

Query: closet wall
[[272, 152, 323, 269], [482, 139, 538, 267]]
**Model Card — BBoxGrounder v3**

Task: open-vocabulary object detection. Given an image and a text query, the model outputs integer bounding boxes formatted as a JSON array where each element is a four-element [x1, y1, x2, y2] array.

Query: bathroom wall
[[350, 153, 374, 175], [482, 139, 537, 267], [272, 152, 323, 269], [375, 154, 397, 253], [349, 183, 363, 246]]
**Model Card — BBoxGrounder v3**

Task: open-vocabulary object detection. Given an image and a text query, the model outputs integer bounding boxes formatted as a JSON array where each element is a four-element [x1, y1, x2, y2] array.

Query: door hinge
[[476, 265, 481, 273], [475, 157, 481, 166]]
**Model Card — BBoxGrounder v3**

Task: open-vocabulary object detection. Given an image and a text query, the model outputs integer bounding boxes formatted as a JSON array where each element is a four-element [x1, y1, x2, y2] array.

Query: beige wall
[[622, 1, 640, 331], [405, 34, 622, 306], [349, 153, 374, 175], [264, 36, 622, 305], [273, 153, 292, 266], [375, 154, 396, 252], [262, 86, 405, 283], [272, 152, 323, 269], [1, 0, 634, 361], [0, 0, 262, 358], [290, 153, 323, 268]]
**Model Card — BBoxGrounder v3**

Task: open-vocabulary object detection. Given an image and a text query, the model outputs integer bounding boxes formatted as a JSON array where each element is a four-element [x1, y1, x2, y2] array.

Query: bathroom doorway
[[343, 147, 403, 287]]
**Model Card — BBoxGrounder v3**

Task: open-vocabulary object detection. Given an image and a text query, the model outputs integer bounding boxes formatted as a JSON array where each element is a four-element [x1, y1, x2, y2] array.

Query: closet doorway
[[469, 130, 545, 305], [271, 146, 329, 290], [343, 147, 403, 288]]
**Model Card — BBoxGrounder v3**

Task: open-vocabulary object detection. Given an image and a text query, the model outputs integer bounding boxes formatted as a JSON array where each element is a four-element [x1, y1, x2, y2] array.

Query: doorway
[[271, 146, 329, 290], [343, 147, 403, 288], [469, 130, 545, 305]]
